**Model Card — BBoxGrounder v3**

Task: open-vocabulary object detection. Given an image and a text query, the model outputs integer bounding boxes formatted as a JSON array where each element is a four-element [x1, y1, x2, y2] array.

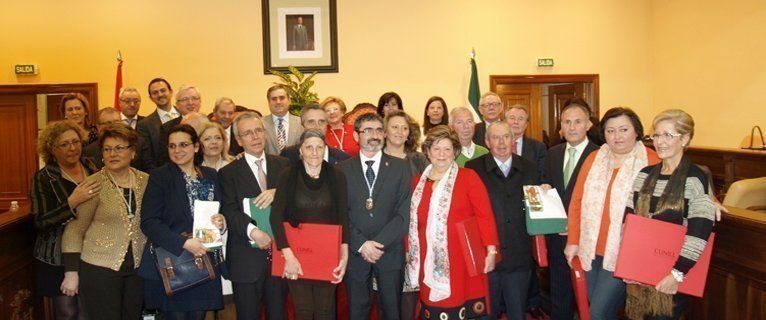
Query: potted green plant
[[269, 66, 319, 116]]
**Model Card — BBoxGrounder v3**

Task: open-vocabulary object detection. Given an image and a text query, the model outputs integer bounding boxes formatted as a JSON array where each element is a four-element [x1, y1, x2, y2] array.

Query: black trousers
[[546, 233, 575, 320], [232, 275, 288, 320], [288, 281, 335, 320], [346, 263, 402, 320], [79, 259, 143, 320]]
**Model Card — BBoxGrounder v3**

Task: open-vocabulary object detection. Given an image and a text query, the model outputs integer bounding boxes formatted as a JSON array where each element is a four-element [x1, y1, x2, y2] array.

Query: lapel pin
[[385, 161, 389, 166]]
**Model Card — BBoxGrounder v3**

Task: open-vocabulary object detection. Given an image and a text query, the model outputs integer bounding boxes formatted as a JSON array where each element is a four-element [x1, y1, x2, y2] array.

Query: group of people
[[32, 77, 717, 320]]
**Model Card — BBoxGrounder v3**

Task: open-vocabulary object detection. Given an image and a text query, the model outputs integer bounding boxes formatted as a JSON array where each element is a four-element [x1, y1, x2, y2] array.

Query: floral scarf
[[405, 162, 458, 302]]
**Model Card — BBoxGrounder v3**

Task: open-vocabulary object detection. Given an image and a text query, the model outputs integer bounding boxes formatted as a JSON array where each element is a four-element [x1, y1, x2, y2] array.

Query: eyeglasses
[[238, 128, 266, 138], [103, 145, 132, 154], [358, 127, 385, 135], [480, 102, 502, 108], [120, 99, 141, 104], [650, 132, 683, 142], [168, 142, 194, 150], [176, 96, 201, 103], [56, 139, 82, 150], [304, 119, 328, 127]]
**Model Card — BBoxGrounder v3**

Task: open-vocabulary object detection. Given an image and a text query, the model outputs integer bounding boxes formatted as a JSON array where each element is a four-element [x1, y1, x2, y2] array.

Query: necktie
[[255, 159, 268, 192], [277, 118, 287, 152], [563, 147, 577, 186], [511, 139, 519, 155], [365, 160, 375, 189], [501, 163, 510, 177], [162, 113, 172, 124], [124, 118, 134, 128]]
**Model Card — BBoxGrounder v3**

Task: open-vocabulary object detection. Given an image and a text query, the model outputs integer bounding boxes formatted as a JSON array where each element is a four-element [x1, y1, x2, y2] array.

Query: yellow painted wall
[[650, 0, 766, 147], [0, 0, 654, 130]]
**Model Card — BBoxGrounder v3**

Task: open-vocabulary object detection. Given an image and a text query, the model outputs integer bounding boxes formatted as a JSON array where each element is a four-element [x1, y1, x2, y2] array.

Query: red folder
[[271, 222, 342, 282], [614, 215, 715, 297], [531, 235, 548, 267], [570, 257, 590, 320], [456, 217, 501, 277]]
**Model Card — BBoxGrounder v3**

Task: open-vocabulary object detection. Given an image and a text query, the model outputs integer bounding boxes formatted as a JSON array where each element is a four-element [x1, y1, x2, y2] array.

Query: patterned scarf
[[625, 155, 692, 319], [405, 162, 458, 302], [578, 141, 648, 272]]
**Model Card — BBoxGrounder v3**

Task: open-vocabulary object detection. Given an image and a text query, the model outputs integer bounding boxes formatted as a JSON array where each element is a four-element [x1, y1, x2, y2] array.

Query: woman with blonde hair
[[59, 93, 99, 144], [196, 121, 233, 170], [623, 109, 715, 320]]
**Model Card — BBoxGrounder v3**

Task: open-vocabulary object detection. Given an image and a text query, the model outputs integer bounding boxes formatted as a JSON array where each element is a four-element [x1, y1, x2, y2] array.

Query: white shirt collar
[[157, 106, 180, 123], [566, 137, 590, 155], [244, 151, 267, 170], [461, 141, 477, 159], [359, 150, 383, 174], [323, 147, 330, 162], [493, 155, 513, 173]]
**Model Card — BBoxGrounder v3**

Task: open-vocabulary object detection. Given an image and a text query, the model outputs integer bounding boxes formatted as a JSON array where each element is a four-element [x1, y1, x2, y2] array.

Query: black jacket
[[466, 154, 540, 272]]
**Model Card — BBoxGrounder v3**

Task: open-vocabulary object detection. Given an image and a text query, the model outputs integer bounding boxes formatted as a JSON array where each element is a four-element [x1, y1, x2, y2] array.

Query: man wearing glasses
[[219, 111, 291, 320], [338, 113, 412, 320], [473, 91, 505, 148], [84, 107, 152, 172], [155, 85, 204, 166], [118, 87, 144, 129]]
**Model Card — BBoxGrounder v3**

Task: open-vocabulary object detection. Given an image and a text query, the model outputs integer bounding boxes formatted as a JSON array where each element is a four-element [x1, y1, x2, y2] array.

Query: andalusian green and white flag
[[467, 49, 482, 122]]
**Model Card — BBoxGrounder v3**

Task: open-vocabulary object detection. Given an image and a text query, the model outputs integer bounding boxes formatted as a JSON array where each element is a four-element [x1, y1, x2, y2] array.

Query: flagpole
[[114, 51, 124, 110]]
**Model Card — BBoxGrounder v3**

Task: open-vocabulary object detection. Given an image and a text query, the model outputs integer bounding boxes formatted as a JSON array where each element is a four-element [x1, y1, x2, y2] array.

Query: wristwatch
[[670, 269, 685, 283]]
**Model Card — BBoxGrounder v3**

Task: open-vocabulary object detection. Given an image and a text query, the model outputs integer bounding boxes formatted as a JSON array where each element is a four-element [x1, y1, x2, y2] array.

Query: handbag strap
[[750, 126, 765, 149]]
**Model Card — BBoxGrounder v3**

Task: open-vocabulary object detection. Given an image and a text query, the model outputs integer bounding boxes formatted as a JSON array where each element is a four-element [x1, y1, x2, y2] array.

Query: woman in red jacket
[[405, 125, 499, 319]]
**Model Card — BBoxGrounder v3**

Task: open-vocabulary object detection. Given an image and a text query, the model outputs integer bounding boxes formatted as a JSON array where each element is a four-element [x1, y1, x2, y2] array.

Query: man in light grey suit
[[262, 85, 304, 155], [337, 113, 412, 320]]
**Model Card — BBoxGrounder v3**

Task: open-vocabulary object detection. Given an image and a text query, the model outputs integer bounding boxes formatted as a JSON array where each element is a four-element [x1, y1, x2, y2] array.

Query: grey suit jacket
[[136, 110, 163, 170], [337, 153, 412, 272], [262, 114, 304, 155]]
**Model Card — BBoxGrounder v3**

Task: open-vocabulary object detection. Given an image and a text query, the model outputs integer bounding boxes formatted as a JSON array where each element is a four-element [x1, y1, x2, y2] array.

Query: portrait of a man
[[287, 15, 314, 51]]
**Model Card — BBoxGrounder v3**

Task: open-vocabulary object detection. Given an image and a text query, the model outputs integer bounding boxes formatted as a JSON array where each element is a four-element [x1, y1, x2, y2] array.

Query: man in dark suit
[[117, 87, 145, 129], [472, 91, 505, 148], [541, 101, 597, 320], [466, 122, 540, 320], [280, 104, 349, 165], [505, 103, 549, 318], [337, 113, 412, 320], [137, 78, 179, 171], [83, 107, 152, 172], [219, 111, 291, 320], [212, 97, 243, 156], [155, 85, 205, 167]]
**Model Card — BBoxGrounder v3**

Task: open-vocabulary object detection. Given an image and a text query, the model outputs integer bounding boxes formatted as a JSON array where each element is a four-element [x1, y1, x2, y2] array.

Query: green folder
[[245, 198, 273, 238]]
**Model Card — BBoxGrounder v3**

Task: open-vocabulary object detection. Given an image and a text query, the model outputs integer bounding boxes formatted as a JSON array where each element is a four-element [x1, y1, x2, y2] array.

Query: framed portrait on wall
[[262, 0, 338, 74]]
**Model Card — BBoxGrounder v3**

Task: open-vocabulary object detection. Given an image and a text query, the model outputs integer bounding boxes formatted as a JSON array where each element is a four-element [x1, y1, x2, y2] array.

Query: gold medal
[[366, 197, 374, 210]]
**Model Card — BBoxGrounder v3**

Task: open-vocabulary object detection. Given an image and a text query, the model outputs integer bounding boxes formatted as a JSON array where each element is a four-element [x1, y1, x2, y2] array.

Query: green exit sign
[[537, 59, 554, 67], [15, 64, 37, 75]]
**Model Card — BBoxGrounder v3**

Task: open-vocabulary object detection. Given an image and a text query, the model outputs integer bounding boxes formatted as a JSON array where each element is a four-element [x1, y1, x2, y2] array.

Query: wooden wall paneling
[[686, 147, 766, 196], [0, 95, 38, 211], [0, 206, 37, 320]]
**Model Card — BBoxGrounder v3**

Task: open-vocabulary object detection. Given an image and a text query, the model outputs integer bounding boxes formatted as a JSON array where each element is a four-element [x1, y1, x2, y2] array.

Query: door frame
[[490, 74, 599, 142], [0, 83, 99, 124]]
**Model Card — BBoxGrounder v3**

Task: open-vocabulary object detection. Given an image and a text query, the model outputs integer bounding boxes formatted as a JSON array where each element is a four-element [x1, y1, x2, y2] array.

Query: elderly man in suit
[[212, 97, 243, 156], [137, 78, 179, 171], [280, 103, 349, 165], [472, 91, 505, 148], [219, 112, 291, 320], [338, 113, 412, 320], [154, 85, 206, 166], [504, 103, 549, 318], [117, 87, 145, 129], [541, 99, 598, 320], [466, 121, 540, 320], [263, 85, 304, 155]]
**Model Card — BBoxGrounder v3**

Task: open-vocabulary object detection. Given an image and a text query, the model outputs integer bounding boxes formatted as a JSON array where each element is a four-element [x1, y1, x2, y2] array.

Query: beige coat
[[62, 168, 148, 271]]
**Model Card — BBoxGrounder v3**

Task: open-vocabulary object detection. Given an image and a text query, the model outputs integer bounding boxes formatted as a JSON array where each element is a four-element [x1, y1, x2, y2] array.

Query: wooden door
[[546, 83, 586, 144], [492, 83, 543, 141], [0, 94, 38, 211]]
